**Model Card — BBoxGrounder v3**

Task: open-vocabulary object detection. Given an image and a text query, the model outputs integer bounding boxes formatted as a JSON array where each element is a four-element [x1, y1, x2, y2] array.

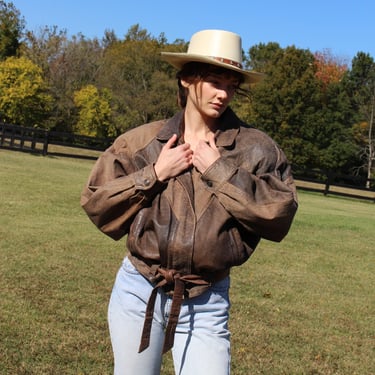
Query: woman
[[81, 29, 298, 375]]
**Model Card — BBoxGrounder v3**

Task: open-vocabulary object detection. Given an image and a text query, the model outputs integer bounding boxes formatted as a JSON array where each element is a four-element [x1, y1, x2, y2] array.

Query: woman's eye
[[206, 77, 238, 93]]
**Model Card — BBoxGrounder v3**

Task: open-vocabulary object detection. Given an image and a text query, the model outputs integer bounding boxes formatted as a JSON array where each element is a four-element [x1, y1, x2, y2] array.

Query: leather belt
[[138, 268, 211, 354]]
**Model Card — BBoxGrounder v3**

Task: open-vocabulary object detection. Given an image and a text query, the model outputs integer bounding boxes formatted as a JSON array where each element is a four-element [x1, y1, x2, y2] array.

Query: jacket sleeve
[[202, 142, 298, 242], [80, 138, 165, 240]]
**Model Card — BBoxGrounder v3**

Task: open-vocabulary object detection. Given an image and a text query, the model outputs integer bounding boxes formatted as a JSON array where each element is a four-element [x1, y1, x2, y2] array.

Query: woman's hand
[[154, 134, 193, 182], [193, 133, 220, 173]]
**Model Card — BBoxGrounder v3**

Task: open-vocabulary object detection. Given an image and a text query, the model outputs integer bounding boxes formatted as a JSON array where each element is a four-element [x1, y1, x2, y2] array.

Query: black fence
[[1, 123, 374, 202], [293, 168, 375, 202], [0, 123, 113, 158]]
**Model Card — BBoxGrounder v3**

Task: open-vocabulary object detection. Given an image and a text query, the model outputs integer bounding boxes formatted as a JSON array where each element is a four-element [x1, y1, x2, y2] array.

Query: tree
[[0, 56, 52, 126], [97, 25, 177, 133], [314, 49, 348, 90], [0, 1, 24, 60], [247, 43, 358, 174], [247, 44, 322, 167], [343, 52, 375, 187], [313, 51, 358, 175], [73, 84, 115, 137], [246, 41, 281, 72], [23, 27, 104, 131]]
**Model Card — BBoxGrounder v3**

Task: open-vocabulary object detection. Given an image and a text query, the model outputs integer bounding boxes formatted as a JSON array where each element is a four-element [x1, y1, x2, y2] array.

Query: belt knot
[[158, 267, 179, 284]]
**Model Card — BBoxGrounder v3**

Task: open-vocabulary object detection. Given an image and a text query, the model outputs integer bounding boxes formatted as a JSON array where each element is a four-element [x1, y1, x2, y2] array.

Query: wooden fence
[[293, 173, 375, 202], [0, 123, 112, 158], [1, 123, 374, 202]]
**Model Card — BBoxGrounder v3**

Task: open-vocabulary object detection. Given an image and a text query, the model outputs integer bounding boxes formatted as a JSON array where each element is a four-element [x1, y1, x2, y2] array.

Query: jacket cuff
[[133, 164, 167, 198], [202, 158, 236, 188]]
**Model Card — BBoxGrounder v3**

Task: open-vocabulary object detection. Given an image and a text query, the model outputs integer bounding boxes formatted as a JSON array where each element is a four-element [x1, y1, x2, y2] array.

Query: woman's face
[[182, 72, 240, 119]]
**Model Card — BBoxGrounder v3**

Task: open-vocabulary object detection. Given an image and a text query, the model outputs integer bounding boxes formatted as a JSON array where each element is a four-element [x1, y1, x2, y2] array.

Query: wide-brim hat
[[161, 29, 264, 84]]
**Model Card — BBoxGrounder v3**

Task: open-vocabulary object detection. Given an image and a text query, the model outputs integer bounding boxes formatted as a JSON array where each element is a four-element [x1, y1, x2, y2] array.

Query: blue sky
[[11, 0, 375, 63]]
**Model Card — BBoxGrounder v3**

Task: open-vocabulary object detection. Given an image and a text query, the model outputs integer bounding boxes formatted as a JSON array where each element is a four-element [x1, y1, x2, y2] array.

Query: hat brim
[[161, 52, 264, 84]]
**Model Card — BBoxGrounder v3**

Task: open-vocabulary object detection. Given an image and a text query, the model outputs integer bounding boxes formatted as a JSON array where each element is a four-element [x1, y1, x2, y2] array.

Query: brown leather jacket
[[81, 108, 298, 294]]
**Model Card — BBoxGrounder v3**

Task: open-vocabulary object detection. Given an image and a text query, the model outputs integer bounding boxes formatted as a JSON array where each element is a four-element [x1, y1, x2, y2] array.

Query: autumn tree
[[73, 84, 115, 137], [0, 0, 24, 60], [0, 56, 52, 126], [314, 49, 348, 90]]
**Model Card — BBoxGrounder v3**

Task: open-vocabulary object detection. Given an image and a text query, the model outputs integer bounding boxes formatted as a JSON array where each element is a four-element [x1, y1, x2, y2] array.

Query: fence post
[[10, 126, 15, 147], [31, 128, 36, 151], [0, 123, 4, 146], [43, 130, 49, 156], [20, 127, 25, 149], [324, 172, 332, 196]]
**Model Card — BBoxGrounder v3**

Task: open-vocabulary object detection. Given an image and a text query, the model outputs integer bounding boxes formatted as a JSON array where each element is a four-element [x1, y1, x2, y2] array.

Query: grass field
[[0, 149, 374, 375]]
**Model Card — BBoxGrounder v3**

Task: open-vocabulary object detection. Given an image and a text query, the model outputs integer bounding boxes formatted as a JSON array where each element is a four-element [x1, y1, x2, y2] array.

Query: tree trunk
[[366, 88, 375, 189]]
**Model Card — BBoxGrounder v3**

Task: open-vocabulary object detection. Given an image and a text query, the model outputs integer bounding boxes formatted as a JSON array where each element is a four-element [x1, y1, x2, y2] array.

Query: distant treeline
[[0, 1, 374, 183]]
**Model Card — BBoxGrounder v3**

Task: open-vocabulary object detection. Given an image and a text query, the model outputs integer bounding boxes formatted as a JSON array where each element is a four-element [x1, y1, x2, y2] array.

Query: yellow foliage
[[73, 85, 115, 137], [0, 56, 52, 126]]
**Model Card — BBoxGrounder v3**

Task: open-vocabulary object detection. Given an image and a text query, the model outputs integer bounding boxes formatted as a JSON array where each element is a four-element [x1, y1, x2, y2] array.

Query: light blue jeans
[[108, 256, 231, 375]]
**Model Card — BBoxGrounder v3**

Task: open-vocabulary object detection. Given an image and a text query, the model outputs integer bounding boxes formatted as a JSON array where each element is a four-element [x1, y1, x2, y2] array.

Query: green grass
[[0, 149, 374, 375]]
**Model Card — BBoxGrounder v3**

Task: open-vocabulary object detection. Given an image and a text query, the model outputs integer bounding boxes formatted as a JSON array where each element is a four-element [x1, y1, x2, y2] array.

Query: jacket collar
[[156, 108, 242, 147]]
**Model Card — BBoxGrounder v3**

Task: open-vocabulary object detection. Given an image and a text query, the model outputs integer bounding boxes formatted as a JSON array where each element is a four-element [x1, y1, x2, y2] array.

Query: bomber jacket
[[81, 108, 298, 352]]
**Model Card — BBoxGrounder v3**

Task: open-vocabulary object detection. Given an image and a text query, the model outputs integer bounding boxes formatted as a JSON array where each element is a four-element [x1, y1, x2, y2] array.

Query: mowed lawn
[[0, 149, 374, 375]]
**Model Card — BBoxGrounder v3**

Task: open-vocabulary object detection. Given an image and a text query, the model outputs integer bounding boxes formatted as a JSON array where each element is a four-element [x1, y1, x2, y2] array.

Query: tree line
[[0, 1, 374, 185]]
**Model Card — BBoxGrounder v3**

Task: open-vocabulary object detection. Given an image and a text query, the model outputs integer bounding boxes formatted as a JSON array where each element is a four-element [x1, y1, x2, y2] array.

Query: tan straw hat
[[161, 29, 264, 84]]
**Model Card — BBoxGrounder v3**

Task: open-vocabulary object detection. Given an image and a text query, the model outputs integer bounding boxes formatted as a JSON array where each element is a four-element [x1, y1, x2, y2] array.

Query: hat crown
[[187, 30, 243, 67], [161, 29, 264, 83]]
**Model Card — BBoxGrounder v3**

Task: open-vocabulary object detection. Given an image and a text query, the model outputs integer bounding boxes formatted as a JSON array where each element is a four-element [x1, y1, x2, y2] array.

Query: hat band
[[210, 56, 243, 69]]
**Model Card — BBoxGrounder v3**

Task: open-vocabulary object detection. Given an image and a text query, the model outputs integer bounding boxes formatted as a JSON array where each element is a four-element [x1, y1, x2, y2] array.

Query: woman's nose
[[217, 86, 230, 100]]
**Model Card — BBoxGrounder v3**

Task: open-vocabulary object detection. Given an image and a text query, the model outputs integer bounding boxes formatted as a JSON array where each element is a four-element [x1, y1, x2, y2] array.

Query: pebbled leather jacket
[[81, 108, 298, 296]]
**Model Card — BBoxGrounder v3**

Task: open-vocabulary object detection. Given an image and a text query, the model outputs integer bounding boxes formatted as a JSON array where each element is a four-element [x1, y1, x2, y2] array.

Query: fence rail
[[0, 123, 113, 157], [1, 123, 374, 202]]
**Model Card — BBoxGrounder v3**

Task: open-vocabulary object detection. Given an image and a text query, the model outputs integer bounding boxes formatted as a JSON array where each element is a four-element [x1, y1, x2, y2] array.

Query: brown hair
[[176, 62, 244, 108]]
